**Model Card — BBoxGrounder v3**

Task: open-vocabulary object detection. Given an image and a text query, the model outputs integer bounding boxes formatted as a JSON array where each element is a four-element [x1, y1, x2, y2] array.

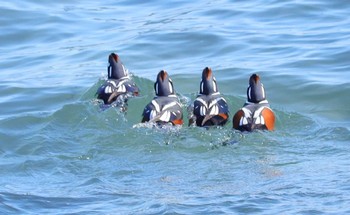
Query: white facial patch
[[155, 83, 159, 95], [247, 86, 251, 101], [213, 78, 217, 92], [261, 84, 265, 99], [168, 82, 173, 93]]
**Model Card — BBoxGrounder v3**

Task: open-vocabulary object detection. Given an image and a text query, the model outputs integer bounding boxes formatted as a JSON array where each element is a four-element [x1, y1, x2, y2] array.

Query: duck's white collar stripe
[[198, 92, 220, 96], [245, 99, 268, 105]]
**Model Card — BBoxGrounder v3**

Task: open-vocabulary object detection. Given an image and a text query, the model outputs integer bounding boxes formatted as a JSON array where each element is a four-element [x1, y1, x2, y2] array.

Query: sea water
[[0, 0, 349, 214]]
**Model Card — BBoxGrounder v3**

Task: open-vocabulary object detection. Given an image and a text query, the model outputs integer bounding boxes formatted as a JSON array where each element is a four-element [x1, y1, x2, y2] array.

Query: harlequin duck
[[141, 70, 183, 125], [233, 74, 275, 131], [189, 67, 229, 127], [96, 53, 139, 105]]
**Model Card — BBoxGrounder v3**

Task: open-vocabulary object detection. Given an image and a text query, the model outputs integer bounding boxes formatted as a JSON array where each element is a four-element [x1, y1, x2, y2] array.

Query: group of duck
[[96, 53, 275, 132]]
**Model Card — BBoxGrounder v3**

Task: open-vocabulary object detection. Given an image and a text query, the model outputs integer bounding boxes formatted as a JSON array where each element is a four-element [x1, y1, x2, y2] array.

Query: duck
[[189, 67, 229, 127], [141, 70, 183, 125], [233, 74, 275, 131], [96, 53, 139, 105]]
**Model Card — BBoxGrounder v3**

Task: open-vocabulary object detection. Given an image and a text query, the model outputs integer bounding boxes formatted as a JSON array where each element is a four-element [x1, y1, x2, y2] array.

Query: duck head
[[247, 74, 266, 103], [108, 53, 128, 79], [200, 67, 218, 95], [154, 70, 175, 96]]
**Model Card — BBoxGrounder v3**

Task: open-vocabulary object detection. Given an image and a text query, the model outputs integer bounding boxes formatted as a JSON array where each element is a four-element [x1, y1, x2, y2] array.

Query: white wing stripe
[[242, 117, 248, 125], [151, 100, 161, 113], [260, 116, 265, 125], [200, 106, 206, 116], [162, 101, 177, 111], [209, 105, 219, 115], [242, 107, 252, 117], [253, 106, 265, 119], [105, 86, 112, 93], [159, 111, 171, 122], [196, 98, 207, 108], [150, 110, 156, 120]]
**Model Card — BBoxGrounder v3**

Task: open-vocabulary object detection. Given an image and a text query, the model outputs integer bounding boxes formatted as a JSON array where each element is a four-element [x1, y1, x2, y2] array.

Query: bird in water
[[142, 70, 183, 125], [96, 53, 139, 107], [233, 74, 275, 131], [189, 67, 229, 127]]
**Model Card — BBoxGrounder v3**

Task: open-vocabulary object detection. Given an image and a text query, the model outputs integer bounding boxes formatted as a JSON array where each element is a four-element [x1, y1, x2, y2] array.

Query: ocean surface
[[1, 0, 350, 214]]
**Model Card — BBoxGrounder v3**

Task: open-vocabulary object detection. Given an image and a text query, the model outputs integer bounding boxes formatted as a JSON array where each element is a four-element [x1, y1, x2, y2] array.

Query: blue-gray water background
[[1, 0, 350, 214]]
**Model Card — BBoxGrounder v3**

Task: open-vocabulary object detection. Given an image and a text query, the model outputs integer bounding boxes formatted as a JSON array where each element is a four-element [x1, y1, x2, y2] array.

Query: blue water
[[1, 0, 350, 214]]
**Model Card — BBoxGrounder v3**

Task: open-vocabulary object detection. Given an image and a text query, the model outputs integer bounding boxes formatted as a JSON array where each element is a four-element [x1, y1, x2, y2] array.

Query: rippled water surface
[[1, 0, 350, 214]]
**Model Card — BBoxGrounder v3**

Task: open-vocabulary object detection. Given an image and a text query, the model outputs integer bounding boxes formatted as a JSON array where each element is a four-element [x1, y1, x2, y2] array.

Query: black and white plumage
[[190, 67, 229, 127], [233, 74, 275, 131], [142, 70, 183, 125], [96, 53, 139, 105]]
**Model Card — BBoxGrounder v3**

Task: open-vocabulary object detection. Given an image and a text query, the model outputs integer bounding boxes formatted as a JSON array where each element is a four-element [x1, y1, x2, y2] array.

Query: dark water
[[1, 0, 350, 214]]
